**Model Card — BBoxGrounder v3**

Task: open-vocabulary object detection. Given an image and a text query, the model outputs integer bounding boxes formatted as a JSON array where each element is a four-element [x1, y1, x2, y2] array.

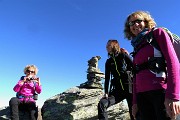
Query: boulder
[[0, 106, 42, 120], [41, 87, 130, 120]]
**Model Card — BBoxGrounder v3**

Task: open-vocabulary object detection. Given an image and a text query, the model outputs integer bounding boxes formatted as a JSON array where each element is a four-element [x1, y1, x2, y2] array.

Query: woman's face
[[25, 68, 35, 77], [129, 15, 146, 36], [106, 42, 113, 54]]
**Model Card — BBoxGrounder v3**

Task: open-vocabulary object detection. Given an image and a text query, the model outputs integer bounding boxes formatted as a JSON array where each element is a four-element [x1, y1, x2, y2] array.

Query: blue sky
[[0, 0, 180, 108]]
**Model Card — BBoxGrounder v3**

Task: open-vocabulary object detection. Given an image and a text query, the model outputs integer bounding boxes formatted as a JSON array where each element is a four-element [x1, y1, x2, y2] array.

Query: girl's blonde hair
[[124, 11, 157, 40], [24, 64, 38, 75]]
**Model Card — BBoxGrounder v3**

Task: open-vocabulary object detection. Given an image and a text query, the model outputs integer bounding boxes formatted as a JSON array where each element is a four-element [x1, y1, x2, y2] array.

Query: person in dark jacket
[[98, 39, 135, 120]]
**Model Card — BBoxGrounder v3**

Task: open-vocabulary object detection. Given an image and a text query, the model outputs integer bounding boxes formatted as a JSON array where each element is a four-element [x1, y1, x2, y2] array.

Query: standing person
[[98, 40, 135, 120], [124, 11, 180, 120], [9, 65, 42, 120]]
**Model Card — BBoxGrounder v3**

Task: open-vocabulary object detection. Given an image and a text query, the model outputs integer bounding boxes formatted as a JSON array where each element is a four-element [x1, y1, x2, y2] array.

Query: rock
[[0, 106, 10, 120], [80, 56, 105, 89], [41, 87, 131, 120], [0, 106, 42, 120], [79, 79, 103, 89], [1, 87, 180, 120], [87, 56, 101, 69]]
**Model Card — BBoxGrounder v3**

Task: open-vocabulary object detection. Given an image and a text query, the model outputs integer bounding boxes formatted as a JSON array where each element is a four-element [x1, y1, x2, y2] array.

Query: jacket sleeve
[[35, 83, 42, 94], [104, 59, 111, 94], [13, 80, 24, 92], [154, 28, 180, 100]]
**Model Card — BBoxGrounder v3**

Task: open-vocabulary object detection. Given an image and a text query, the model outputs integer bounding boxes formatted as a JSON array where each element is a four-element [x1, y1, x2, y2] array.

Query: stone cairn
[[80, 56, 105, 89]]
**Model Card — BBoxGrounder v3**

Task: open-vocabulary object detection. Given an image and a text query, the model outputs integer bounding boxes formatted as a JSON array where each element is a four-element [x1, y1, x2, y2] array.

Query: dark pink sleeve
[[35, 84, 42, 94], [154, 28, 180, 100], [13, 80, 23, 92]]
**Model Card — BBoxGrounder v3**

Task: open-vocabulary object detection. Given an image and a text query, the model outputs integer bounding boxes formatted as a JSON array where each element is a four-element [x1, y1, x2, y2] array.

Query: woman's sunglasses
[[26, 70, 35, 73], [128, 19, 144, 26]]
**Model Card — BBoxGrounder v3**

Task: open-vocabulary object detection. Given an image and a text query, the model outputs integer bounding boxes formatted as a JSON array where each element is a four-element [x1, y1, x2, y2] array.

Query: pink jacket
[[13, 77, 42, 102], [133, 28, 180, 104]]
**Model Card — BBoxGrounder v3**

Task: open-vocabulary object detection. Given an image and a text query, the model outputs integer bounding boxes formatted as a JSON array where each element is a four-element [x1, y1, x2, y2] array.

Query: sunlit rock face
[[41, 87, 130, 120]]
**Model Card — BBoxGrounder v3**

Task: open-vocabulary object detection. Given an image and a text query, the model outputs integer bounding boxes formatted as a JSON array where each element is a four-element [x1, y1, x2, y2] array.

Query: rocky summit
[[1, 86, 180, 120], [41, 86, 130, 120]]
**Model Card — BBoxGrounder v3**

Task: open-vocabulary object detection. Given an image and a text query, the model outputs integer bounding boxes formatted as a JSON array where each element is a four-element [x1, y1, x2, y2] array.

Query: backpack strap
[[148, 27, 161, 51], [16, 76, 25, 98], [133, 28, 167, 75], [33, 80, 38, 100], [33, 81, 36, 89]]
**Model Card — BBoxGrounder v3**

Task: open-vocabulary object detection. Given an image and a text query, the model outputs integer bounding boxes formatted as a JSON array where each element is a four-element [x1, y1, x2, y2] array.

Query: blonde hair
[[24, 64, 38, 75], [106, 39, 121, 56], [124, 11, 156, 40]]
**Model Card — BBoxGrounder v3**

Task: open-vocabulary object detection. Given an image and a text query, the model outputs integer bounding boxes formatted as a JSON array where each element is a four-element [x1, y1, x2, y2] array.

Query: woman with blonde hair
[[124, 11, 180, 120], [9, 64, 42, 120]]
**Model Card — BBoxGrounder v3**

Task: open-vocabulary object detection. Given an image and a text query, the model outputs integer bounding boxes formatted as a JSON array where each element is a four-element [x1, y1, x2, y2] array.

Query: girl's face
[[129, 15, 146, 36], [106, 42, 113, 54], [25, 68, 35, 77]]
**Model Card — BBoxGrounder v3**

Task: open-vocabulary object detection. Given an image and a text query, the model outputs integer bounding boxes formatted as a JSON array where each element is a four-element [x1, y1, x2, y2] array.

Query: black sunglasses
[[128, 19, 144, 26], [26, 70, 35, 73]]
